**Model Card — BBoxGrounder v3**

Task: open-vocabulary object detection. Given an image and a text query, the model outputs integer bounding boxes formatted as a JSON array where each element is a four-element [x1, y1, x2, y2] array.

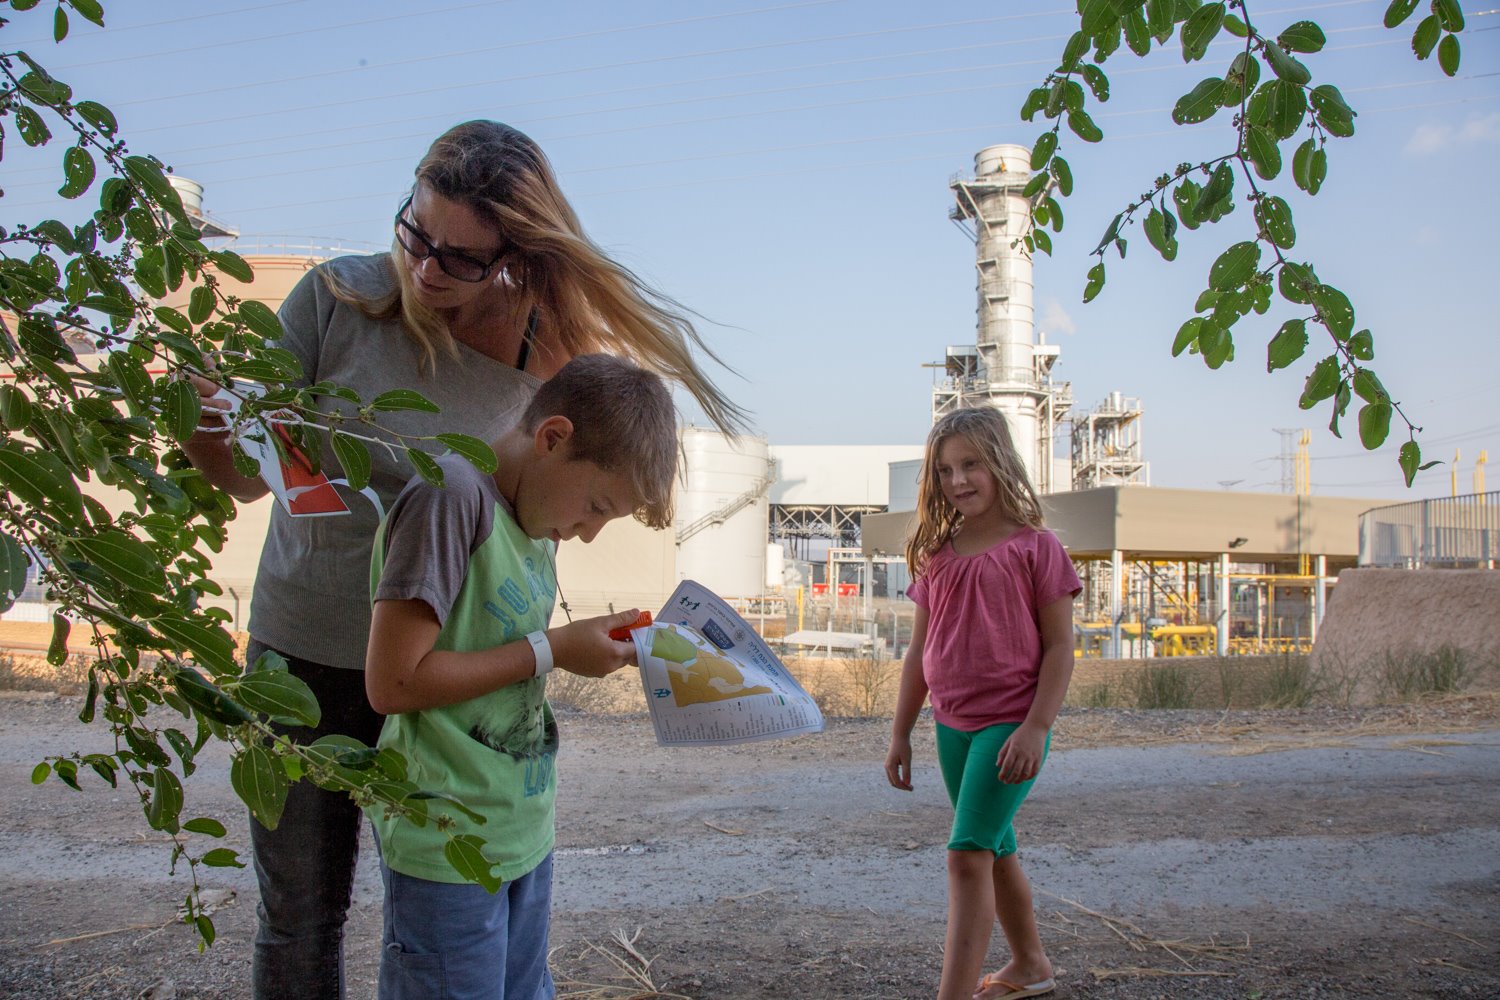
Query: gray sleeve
[[374, 470, 491, 627]]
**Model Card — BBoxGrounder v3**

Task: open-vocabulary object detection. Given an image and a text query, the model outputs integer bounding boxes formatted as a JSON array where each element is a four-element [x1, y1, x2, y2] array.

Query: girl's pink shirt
[[907, 527, 1082, 731]]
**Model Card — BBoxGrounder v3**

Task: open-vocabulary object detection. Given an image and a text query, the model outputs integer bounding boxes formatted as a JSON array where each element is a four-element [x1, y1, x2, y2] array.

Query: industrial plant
[[6, 149, 1494, 663]]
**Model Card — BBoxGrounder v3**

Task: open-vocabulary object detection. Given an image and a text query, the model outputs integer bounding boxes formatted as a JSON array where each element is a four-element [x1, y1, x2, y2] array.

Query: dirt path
[[1, 693, 1497, 999]]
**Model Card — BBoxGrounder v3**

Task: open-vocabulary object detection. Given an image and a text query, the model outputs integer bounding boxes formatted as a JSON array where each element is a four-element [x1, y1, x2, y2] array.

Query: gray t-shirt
[[248, 253, 540, 670]]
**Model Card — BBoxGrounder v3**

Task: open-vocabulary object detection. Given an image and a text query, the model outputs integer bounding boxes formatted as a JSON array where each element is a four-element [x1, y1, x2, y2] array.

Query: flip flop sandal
[[972, 974, 1056, 1000]]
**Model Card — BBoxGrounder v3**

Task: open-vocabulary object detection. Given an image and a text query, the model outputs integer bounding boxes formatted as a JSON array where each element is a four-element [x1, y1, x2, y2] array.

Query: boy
[[363, 354, 678, 1000]]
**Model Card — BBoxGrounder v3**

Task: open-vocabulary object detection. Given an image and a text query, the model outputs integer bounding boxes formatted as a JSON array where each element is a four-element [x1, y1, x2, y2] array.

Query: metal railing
[[1359, 491, 1499, 568]]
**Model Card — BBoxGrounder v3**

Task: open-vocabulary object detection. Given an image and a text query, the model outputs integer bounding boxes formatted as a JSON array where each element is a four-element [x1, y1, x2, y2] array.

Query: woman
[[184, 120, 743, 1000]]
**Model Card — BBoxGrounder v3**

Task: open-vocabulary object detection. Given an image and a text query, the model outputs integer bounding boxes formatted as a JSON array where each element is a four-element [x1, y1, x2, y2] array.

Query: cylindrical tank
[[154, 253, 323, 317], [676, 428, 771, 598]]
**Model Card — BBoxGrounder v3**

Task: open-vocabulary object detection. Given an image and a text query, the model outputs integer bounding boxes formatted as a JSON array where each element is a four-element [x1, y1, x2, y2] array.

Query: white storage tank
[[676, 428, 772, 598]]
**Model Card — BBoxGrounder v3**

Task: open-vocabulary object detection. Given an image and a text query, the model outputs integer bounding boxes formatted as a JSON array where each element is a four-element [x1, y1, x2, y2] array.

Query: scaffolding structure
[[1071, 392, 1148, 489]]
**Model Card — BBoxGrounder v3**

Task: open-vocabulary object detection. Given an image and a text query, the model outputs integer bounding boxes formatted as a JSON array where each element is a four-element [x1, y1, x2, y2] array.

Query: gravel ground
[[1, 692, 1497, 999]]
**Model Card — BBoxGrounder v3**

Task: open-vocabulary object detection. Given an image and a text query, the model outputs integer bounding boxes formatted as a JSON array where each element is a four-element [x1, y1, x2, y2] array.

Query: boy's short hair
[[520, 354, 678, 529]]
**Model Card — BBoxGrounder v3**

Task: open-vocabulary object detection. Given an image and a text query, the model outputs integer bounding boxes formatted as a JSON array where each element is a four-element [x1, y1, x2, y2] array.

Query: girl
[[884, 407, 1081, 1000]]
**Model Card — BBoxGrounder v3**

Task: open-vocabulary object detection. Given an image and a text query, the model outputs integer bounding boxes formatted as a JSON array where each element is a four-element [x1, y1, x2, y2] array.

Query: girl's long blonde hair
[[904, 406, 1045, 577], [328, 120, 747, 435]]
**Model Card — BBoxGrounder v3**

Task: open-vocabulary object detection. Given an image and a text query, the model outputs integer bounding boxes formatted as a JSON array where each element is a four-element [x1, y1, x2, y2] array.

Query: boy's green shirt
[[367, 454, 558, 884]]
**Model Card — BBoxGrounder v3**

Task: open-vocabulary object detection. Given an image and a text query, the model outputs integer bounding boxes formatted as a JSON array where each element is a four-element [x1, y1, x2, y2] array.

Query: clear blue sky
[[3, 0, 1496, 500]]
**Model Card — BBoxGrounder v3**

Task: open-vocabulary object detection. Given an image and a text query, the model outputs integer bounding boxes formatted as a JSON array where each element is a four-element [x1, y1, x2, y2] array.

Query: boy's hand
[[884, 733, 914, 791], [549, 609, 643, 678], [996, 721, 1047, 784]]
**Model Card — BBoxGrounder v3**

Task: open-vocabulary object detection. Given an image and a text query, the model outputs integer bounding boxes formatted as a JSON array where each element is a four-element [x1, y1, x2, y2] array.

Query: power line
[[46, 0, 844, 72]]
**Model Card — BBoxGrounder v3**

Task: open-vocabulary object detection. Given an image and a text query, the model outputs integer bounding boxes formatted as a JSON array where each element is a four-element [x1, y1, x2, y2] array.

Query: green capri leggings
[[935, 721, 1050, 857]]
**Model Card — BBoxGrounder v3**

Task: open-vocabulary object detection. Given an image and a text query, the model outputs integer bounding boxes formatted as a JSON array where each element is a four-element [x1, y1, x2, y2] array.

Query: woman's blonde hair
[[904, 406, 1044, 577], [328, 120, 746, 435]]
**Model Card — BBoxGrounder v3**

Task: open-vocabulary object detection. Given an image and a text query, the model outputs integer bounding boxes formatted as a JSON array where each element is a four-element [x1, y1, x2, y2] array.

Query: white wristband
[[525, 630, 553, 678]]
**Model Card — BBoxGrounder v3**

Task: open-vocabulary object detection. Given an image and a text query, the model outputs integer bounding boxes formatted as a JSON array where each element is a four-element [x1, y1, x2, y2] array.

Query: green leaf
[[1311, 85, 1357, 138], [1023, 172, 1050, 199], [1179, 1, 1225, 61], [1292, 138, 1318, 192], [184, 817, 228, 837], [0, 442, 86, 525], [146, 767, 183, 834], [1083, 261, 1106, 304], [408, 448, 445, 487], [1254, 196, 1296, 249], [1308, 147, 1327, 195], [1032, 228, 1053, 255], [1222, 12, 1247, 37], [370, 389, 441, 413], [1123, 7, 1152, 55], [0, 384, 34, 430], [1062, 30, 1091, 69], [66, 530, 169, 595], [210, 251, 255, 284], [1434, 0, 1465, 31], [1173, 180, 1201, 229], [1172, 317, 1203, 357], [1348, 329, 1374, 361], [1263, 41, 1310, 85], [54, 6, 70, 41], [1398, 439, 1422, 486], [1244, 126, 1281, 180], [173, 666, 255, 724], [1385, 0, 1420, 28], [1278, 20, 1326, 53], [31, 762, 52, 785], [1030, 132, 1057, 170], [443, 835, 502, 894], [1299, 356, 1341, 408], [1172, 77, 1226, 125], [1020, 87, 1049, 122], [58, 146, 96, 200], [1438, 34, 1460, 77], [232, 746, 289, 832], [188, 285, 216, 324], [1146, 0, 1173, 40], [1352, 368, 1387, 404], [1080, 64, 1109, 102], [1198, 320, 1232, 369], [107, 350, 153, 415], [17, 71, 71, 107], [1067, 109, 1103, 142], [15, 105, 53, 147], [1223, 52, 1260, 106], [47, 612, 70, 666], [1310, 283, 1354, 339], [237, 300, 283, 341], [330, 432, 372, 491], [1266, 319, 1308, 372], [73, 99, 118, 137], [0, 532, 29, 614], [1412, 14, 1441, 59], [1093, 212, 1124, 254], [1051, 156, 1074, 196], [1268, 80, 1309, 140], [1197, 162, 1234, 217], [1358, 401, 1393, 449], [159, 380, 202, 445], [1329, 381, 1352, 438], [154, 615, 238, 676], [200, 847, 245, 869], [1208, 241, 1260, 292], [235, 670, 321, 727]]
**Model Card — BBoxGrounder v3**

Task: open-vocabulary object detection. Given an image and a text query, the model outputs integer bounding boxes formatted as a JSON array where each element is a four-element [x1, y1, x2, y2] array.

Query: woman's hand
[[185, 373, 234, 443], [549, 608, 643, 678], [996, 721, 1047, 784], [884, 733, 914, 791]]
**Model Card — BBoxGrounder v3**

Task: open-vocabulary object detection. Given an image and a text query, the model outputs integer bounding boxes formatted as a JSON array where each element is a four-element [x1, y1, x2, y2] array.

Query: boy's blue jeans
[[379, 852, 556, 1000], [246, 642, 385, 1000]]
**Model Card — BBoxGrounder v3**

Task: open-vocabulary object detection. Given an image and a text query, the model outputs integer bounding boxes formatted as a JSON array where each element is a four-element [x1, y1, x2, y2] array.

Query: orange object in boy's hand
[[608, 610, 652, 640]]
